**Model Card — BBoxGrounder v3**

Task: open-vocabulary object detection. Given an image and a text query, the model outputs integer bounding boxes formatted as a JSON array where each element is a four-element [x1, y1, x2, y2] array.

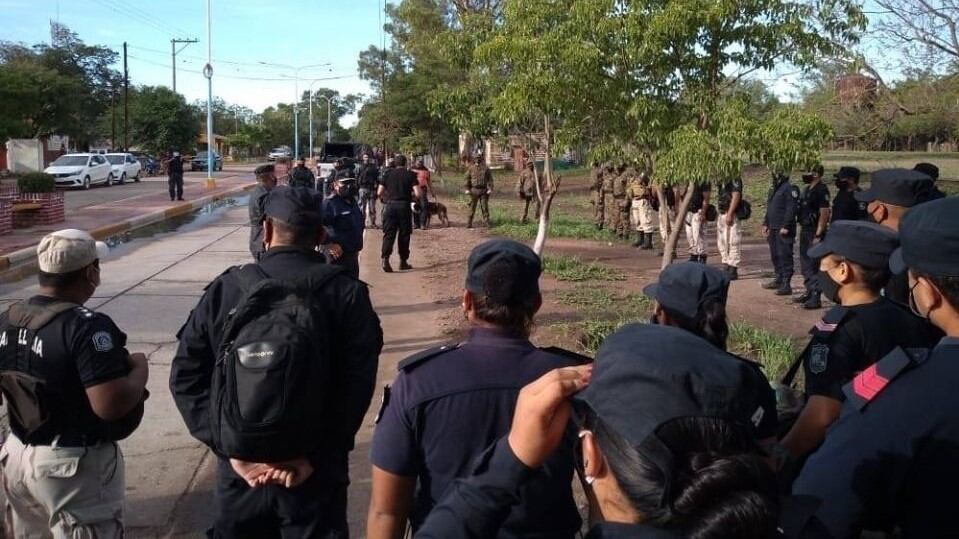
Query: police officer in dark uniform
[[378, 155, 421, 273], [913, 162, 947, 200], [795, 164, 831, 310], [778, 221, 940, 465], [322, 177, 364, 279], [357, 154, 380, 228], [0, 230, 148, 538], [762, 173, 800, 296], [289, 157, 316, 189], [368, 240, 583, 539], [830, 166, 867, 222], [168, 150, 185, 201], [855, 168, 936, 305], [249, 164, 277, 261], [171, 186, 383, 539], [793, 197, 959, 538], [415, 324, 789, 539]]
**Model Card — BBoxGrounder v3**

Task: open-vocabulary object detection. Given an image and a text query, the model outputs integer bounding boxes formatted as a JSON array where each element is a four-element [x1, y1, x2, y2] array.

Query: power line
[[90, 0, 190, 39], [126, 53, 357, 82], [110, 0, 193, 38]]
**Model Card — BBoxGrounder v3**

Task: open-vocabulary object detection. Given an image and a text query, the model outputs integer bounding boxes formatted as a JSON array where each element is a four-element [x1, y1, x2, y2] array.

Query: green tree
[[128, 86, 199, 154]]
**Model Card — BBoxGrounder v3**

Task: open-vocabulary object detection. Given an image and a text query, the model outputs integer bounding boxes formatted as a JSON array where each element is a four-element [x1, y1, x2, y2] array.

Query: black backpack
[[211, 263, 343, 462], [736, 199, 753, 220]]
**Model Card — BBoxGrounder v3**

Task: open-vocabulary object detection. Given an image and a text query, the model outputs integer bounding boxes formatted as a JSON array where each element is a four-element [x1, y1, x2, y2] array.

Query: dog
[[411, 200, 450, 229]]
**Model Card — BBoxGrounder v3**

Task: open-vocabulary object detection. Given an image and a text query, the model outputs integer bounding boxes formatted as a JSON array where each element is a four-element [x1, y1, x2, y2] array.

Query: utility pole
[[171, 38, 198, 93], [123, 42, 129, 151], [204, 0, 215, 188], [110, 84, 116, 150]]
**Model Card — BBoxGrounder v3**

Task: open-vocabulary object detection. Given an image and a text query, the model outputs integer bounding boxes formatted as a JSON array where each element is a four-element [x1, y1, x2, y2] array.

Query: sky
[[0, 0, 386, 125]]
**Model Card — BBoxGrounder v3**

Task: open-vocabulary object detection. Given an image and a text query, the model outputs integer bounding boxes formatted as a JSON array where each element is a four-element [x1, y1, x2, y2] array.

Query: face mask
[[835, 180, 848, 190], [801, 175, 814, 184], [909, 281, 930, 320], [818, 269, 841, 304]]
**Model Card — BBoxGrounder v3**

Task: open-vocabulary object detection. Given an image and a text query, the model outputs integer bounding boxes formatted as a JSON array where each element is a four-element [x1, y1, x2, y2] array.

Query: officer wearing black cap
[[831, 166, 867, 222], [643, 262, 779, 444], [913, 162, 946, 200], [172, 186, 383, 538], [415, 324, 795, 538], [762, 173, 800, 296], [793, 197, 959, 538], [289, 157, 316, 189], [378, 155, 422, 273], [249, 164, 277, 260], [795, 164, 831, 310], [368, 239, 583, 539], [856, 168, 936, 305], [322, 176, 364, 278], [778, 221, 940, 466]]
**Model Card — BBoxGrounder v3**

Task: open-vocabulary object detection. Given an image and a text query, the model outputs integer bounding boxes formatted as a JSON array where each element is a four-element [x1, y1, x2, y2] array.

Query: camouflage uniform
[[611, 166, 631, 239], [591, 165, 607, 229], [626, 174, 658, 249], [465, 162, 494, 228], [516, 167, 542, 224]]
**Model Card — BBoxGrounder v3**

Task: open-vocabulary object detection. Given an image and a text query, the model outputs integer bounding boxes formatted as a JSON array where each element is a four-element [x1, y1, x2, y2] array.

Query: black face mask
[[818, 270, 841, 304], [801, 175, 814, 184], [834, 180, 848, 190]]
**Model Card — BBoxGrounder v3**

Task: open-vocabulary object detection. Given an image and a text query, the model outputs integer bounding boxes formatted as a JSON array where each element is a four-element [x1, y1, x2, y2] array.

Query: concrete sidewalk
[[0, 171, 256, 265]]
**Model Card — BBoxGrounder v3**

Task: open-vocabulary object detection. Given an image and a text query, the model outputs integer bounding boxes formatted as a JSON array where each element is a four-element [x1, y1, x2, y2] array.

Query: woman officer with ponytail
[[415, 324, 810, 539]]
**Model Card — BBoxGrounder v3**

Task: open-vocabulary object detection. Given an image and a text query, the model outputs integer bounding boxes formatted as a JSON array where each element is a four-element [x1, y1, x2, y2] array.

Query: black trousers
[[332, 251, 360, 279], [211, 458, 348, 539], [767, 231, 795, 282], [381, 202, 412, 260], [798, 226, 820, 295], [168, 174, 184, 200]]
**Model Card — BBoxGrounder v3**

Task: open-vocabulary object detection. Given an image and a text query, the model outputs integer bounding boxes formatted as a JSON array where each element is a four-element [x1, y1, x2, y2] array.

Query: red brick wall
[[13, 192, 65, 228], [0, 147, 7, 171]]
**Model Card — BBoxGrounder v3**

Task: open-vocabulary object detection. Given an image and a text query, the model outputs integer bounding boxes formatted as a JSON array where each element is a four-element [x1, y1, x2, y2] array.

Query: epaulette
[[397, 343, 460, 372], [539, 346, 593, 365], [808, 306, 849, 338], [74, 306, 95, 320], [843, 347, 929, 411]]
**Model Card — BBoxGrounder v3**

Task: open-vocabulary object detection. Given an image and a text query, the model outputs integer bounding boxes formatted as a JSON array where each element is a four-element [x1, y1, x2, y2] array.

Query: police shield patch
[[809, 344, 829, 374], [92, 331, 114, 353]]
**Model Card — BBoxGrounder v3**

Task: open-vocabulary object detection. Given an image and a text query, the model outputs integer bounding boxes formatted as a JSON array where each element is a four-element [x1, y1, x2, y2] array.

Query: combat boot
[[762, 279, 782, 290], [633, 235, 643, 248], [792, 291, 812, 304], [803, 293, 822, 310], [400, 260, 413, 271], [382, 258, 394, 273], [642, 233, 654, 250], [775, 280, 793, 296], [727, 266, 739, 281]]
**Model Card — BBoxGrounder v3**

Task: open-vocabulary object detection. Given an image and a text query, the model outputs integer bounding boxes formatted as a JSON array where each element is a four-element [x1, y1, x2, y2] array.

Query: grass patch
[[489, 206, 619, 242], [543, 256, 625, 282], [728, 322, 797, 379]]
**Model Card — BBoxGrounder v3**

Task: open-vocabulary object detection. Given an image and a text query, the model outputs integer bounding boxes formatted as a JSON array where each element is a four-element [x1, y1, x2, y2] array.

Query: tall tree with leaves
[[128, 86, 199, 154]]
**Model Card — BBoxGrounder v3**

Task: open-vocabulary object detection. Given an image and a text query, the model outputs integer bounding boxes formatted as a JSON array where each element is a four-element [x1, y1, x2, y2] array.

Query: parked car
[[44, 153, 114, 189], [268, 147, 292, 161], [105, 153, 142, 184], [191, 151, 223, 171]]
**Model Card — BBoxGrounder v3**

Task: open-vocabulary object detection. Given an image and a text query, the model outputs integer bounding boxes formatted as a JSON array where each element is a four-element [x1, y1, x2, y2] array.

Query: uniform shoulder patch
[[539, 346, 593, 365], [808, 343, 829, 374], [810, 306, 848, 336], [843, 346, 929, 411], [91, 330, 114, 352], [790, 185, 800, 199], [74, 306, 95, 319], [397, 343, 460, 372]]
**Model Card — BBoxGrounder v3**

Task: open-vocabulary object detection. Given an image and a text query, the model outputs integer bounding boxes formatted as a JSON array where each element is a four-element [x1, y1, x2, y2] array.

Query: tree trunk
[[533, 114, 556, 256], [660, 181, 696, 269]]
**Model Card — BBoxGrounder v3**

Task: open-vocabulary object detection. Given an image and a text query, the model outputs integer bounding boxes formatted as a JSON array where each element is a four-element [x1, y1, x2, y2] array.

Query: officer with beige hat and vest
[[0, 229, 148, 538]]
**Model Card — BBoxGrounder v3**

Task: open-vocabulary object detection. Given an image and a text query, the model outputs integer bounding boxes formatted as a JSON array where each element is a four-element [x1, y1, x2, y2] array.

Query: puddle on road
[[102, 195, 249, 256]]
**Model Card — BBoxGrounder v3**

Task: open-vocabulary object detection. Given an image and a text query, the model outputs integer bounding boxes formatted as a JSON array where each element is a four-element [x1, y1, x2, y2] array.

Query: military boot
[[792, 291, 812, 304], [382, 258, 394, 273], [727, 266, 739, 281], [698, 254, 708, 264], [400, 260, 413, 271], [762, 279, 782, 290], [775, 280, 793, 296], [803, 293, 822, 310], [642, 233, 654, 250], [633, 235, 643, 248]]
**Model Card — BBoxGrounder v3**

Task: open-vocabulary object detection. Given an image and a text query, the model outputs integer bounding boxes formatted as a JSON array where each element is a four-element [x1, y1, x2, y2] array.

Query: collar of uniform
[[585, 522, 682, 538], [938, 336, 959, 348], [466, 327, 534, 348], [260, 245, 324, 261]]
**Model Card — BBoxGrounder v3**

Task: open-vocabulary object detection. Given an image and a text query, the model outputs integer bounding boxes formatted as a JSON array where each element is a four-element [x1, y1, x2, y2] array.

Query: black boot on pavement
[[803, 293, 823, 310], [762, 279, 782, 290], [382, 258, 393, 273], [400, 260, 413, 271], [728, 266, 739, 281], [775, 281, 793, 296], [792, 291, 812, 304]]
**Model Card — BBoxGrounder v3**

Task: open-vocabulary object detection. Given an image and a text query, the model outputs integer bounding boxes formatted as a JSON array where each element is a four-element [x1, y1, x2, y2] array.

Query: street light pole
[[204, 0, 215, 188], [263, 62, 330, 161]]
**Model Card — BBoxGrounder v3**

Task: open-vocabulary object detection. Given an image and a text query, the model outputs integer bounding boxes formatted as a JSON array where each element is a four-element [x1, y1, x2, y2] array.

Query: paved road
[[0, 201, 447, 538], [57, 165, 255, 211]]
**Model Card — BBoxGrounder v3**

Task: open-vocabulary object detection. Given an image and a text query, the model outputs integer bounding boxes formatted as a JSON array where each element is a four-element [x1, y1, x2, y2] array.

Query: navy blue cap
[[254, 163, 275, 176], [643, 262, 729, 320], [913, 162, 939, 180], [465, 240, 541, 304], [263, 186, 322, 227], [573, 324, 762, 505], [807, 220, 899, 269], [834, 166, 860, 181], [855, 169, 935, 207], [890, 197, 959, 276]]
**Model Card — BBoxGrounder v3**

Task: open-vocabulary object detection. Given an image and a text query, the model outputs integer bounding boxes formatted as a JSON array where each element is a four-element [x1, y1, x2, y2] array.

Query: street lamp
[[261, 62, 330, 160], [203, 0, 215, 189], [307, 79, 334, 162]]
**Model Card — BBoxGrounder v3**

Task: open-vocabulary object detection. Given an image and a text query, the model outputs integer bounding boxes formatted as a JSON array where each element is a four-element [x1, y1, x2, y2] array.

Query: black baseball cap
[[834, 166, 861, 181], [643, 262, 729, 320], [913, 162, 939, 180], [802, 164, 825, 177], [254, 163, 275, 176], [855, 169, 935, 207], [890, 197, 959, 276], [465, 240, 541, 304], [264, 186, 322, 227], [573, 324, 763, 505], [807, 220, 899, 269]]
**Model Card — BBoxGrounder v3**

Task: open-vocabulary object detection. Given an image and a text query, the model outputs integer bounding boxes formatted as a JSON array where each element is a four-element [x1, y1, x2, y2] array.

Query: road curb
[[0, 182, 256, 281]]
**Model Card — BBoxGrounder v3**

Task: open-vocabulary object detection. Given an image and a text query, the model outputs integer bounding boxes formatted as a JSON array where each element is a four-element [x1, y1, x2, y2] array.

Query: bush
[[17, 172, 55, 193]]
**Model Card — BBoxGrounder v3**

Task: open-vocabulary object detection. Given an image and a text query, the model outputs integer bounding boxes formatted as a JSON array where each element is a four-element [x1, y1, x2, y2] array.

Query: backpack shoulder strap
[[7, 300, 78, 332], [233, 264, 269, 294], [297, 263, 346, 292]]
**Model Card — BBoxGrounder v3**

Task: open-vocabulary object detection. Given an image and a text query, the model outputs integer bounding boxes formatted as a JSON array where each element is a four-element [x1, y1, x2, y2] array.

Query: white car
[[268, 147, 292, 161], [44, 153, 114, 189], [105, 153, 142, 184]]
